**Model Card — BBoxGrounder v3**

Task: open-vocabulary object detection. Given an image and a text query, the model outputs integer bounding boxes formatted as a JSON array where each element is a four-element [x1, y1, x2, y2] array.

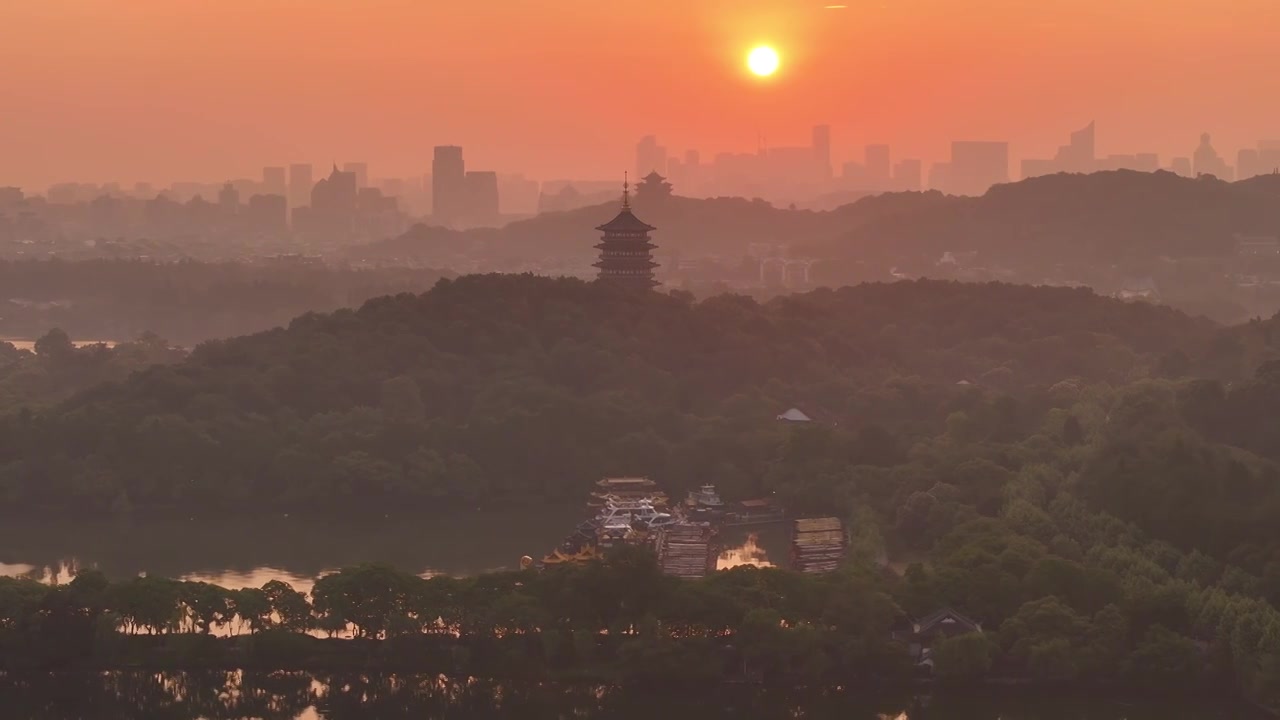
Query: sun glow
[[747, 46, 780, 77]]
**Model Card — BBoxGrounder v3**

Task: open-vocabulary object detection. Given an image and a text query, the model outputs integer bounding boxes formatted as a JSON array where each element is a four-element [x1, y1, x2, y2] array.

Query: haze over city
[[3, 0, 1279, 188], [4, 1, 1280, 717]]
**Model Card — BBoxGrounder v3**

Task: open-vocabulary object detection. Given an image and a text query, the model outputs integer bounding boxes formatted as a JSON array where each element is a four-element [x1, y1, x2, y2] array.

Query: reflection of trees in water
[[0, 672, 923, 719], [0, 672, 1201, 720]]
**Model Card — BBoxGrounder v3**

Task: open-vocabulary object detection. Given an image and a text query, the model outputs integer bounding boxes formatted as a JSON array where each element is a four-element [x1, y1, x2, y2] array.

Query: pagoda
[[593, 175, 659, 288]]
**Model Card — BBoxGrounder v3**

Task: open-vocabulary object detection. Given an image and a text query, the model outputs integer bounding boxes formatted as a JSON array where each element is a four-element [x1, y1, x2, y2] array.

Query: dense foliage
[[0, 330, 186, 410], [0, 274, 1278, 519], [1, 274, 1279, 709]]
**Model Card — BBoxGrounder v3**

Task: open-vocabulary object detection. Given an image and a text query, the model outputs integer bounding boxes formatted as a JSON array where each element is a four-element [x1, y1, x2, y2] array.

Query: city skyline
[[3, 1, 1280, 189], [16, 122, 1279, 208]]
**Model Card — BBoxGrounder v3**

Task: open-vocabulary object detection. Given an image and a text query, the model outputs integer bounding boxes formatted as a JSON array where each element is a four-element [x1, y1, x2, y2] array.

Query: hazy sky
[[3, 0, 1278, 189]]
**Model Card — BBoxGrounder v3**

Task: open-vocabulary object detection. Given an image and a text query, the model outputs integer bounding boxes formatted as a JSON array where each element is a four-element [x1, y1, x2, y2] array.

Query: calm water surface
[[0, 672, 1255, 720], [0, 509, 791, 589]]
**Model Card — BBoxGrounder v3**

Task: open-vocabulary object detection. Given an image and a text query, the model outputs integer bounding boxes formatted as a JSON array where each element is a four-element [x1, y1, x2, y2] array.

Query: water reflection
[[717, 532, 775, 570], [0, 672, 1249, 720]]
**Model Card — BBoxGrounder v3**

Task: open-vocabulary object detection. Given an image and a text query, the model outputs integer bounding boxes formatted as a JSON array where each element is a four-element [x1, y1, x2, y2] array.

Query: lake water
[[0, 508, 792, 591], [0, 672, 1254, 720]]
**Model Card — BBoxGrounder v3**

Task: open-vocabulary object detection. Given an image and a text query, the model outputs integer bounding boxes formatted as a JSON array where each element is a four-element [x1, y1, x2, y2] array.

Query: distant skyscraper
[[246, 194, 288, 234], [432, 146, 466, 225], [636, 136, 668, 178], [288, 164, 313, 209], [1170, 157, 1193, 177], [1237, 149, 1261, 181], [464, 171, 500, 223], [262, 166, 286, 197], [1193, 133, 1233, 180], [812, 125, 832, 179], [218, 182, 240, 213], [594, 178, 658, 289], [865, 144, 891, 185], [1022, 121, 1096, 179], [893, 158, 923, 191], [943, 141, 1010, 195], [343, 162, 369, 189]]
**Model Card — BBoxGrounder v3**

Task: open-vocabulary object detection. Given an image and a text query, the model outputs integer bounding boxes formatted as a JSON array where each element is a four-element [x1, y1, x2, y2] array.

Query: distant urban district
[[2, 124, 1279, 338]]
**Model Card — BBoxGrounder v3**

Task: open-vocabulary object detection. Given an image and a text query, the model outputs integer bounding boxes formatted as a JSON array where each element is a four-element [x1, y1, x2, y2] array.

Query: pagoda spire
[[594, 171, 658, 289]]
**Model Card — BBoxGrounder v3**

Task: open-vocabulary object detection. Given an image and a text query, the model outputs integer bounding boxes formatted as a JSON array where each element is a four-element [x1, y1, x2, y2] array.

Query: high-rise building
[[1237, 149, 1262, 181], [1193, 133, 1233, 180], [594, 179, 658, 289], [812, 125, 832, 179], [1170, 157, 1193, 177], [942, 141, 1010, 195], [262, 166, 287, 197], [865, 144, 891, 185], [288, 164, 313, 209], [893, 158, 923, 191], [245, 194, 288, 234], [464, 170, 500, 224], [218, 182, 240, 213], [1022, 121, 1097, 179], [343, 162, 369, 188], [636, 136, 668, 178], [432, 146, 466, 225]]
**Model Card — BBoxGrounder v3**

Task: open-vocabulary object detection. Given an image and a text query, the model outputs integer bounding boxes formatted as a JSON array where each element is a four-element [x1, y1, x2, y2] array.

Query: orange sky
[[2, 0, 1278, 189]]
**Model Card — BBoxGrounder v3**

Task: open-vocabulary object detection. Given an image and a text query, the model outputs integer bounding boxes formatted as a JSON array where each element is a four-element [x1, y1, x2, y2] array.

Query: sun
[[747, 46, 780, 77]]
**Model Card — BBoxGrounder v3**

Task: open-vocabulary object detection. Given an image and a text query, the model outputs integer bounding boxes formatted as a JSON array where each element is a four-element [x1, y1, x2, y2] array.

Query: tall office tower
[[1170, 157, 1193, 177], [811, 124, 832, 180], [262, 166, 287, 197], [343, 162, 369, 188], [1193, 133, 1233, 180], [1238, 149, 1261, 181], [893, 158, 923, 191], [635, 135, 669, 177], [865, 144, 891, 186], [432, 146, 466, 225], [246, 194, 288, 234], [218, 182, 240, 214], [288, 164, 313, 208], [464, 171, 500, 224], [948, 141, 1010, 195]]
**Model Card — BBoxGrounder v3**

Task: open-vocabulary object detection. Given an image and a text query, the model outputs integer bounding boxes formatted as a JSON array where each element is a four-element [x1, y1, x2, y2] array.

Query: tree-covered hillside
[[0, 274, 1277, 522]]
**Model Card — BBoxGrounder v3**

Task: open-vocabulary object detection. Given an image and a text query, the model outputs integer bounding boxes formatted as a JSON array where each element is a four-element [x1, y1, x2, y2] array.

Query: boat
[[684, 483, 726, 519], [589, 497, 674, 531]]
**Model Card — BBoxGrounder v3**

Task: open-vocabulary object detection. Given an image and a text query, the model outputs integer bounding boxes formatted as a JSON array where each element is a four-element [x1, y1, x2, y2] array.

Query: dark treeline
[[0, 258, 448, 346], [0, 531, 1277, 707]]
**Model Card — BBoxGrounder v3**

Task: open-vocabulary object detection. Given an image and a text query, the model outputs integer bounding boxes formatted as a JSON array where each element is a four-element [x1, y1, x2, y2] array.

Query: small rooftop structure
[[776, 408, 812, 423]]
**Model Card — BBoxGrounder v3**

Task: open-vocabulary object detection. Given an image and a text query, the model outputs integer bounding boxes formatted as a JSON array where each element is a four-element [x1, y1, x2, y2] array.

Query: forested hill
[[353, 171, 1280, 268], [826, 170, 1280, 266], [1, 274, 1278, 518]]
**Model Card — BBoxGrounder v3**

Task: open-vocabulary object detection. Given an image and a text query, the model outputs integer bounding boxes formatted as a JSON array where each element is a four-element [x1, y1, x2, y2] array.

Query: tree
[[932, 632, 994, 681]]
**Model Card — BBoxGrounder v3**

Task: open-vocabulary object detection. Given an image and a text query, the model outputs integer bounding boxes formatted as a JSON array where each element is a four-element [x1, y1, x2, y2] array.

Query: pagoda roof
[[596, 208, 656, 234]]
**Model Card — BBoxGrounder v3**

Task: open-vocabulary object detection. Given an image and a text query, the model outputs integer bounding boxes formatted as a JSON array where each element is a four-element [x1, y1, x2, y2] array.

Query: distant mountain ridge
[[353, 171, 1280, 268]]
